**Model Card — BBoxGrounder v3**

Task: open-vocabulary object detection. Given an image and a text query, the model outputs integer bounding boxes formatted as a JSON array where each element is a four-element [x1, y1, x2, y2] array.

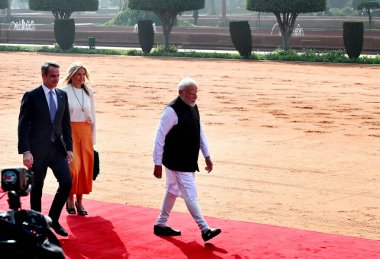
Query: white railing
[[271, 23, 304, 37], [9, 19, 36, 31], [293, 24, 304, 37]]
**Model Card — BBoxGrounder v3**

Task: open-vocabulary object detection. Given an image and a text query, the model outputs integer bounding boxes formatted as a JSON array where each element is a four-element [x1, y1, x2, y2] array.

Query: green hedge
[[1, 45, 380, 65]]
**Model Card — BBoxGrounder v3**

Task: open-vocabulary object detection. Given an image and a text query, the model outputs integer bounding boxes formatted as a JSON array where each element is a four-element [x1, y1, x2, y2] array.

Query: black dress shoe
[[154, 225, 181, 236], [202, 228, 221, 242], [51, 222, 68, 237]]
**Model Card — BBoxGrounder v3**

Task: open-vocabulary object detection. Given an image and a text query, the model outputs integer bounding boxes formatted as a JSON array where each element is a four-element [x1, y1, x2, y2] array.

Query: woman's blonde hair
[[61, 62, 91, 95]]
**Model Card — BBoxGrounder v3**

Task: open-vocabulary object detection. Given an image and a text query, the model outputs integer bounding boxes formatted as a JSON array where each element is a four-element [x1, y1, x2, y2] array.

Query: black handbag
[[93, 149, 100, 181]]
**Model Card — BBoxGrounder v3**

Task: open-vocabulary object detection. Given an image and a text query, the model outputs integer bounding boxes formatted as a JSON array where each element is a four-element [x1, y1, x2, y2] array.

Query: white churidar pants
[[155, 168, 209, 232]]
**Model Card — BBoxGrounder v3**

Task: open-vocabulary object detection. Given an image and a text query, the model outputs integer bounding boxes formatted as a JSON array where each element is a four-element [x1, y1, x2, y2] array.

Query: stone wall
[[1, 24, 379, 54]]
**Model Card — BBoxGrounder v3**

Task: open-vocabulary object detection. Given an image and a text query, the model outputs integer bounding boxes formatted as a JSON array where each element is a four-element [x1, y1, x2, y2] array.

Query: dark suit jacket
[[18, 85, 72, 159]]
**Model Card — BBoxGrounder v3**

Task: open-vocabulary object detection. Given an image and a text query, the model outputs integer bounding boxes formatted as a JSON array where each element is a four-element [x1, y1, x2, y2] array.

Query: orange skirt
[[69, 122, 94, 195]]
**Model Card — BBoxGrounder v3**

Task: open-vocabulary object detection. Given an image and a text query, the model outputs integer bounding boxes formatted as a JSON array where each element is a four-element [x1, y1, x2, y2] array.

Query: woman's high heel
[[66, 201, 76, 215], [75, 201, 88, 216]]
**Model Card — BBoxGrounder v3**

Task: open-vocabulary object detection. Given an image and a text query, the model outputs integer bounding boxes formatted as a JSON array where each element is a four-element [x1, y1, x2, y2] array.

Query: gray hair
[[41, 61, 59, 75], [177, 77, 198, 91]]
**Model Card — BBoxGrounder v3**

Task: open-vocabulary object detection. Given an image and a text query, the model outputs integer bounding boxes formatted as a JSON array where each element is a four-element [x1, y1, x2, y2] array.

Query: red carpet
[[1, 194, 380, 258]]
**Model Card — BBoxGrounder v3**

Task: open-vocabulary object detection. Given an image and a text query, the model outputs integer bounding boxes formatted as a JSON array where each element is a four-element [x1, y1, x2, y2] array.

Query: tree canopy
[[247, 0, 326, 13], [327, 0, 351, 8], [246, 0, 326, 50], [29, 0, 99, 19], [129, 0, 205, 49], [0, 0, 9, 9], [128, 0, 204, 12], [356, 0, 380, 10], [355, 0, 380, 28]]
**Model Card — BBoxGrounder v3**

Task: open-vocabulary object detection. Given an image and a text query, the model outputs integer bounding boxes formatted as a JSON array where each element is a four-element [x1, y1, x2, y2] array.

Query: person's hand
[[23, 151, 33, 169], [67, 151, 74, 163], [205, 156, 213, 173], [154, 165, 162, 179]]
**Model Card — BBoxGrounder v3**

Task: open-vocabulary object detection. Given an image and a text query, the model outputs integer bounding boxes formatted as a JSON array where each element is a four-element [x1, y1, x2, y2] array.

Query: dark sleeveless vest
[[162, 97, 200, 172]]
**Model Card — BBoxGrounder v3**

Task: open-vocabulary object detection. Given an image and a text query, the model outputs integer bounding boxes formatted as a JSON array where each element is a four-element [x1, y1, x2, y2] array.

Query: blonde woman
[[61, 62, 96, 216]]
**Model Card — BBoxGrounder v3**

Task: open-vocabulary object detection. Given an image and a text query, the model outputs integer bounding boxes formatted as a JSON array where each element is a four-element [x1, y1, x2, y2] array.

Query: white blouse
[[153, 106, 210, 166], [61, 84, 96, 144]]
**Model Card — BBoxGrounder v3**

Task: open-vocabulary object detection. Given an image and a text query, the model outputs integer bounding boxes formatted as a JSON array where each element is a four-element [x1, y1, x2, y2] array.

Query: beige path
[[0, 52, 379, 240]]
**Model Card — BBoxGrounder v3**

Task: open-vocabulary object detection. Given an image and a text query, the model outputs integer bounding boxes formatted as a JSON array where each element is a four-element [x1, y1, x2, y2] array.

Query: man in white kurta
[[153, 77, 221, 242]]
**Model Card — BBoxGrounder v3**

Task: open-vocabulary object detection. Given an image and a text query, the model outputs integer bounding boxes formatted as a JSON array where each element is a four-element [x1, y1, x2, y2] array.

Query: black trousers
[[30, 141, 72, 223]]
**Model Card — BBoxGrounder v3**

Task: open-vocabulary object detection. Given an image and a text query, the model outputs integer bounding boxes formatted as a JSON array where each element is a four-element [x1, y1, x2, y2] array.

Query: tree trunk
[[282, 32, 291, 51], [193, 10, 199, 25], [156, 11, 177, 50], [256, 12, 261, 28], [163, 25, 170, 49], [367, 9, 373, 29], [274, 12, 298, 51], [52, 11, 73, 20]]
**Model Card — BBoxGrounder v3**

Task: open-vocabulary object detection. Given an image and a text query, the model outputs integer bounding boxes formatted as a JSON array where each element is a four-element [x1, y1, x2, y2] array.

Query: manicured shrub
[[29, 0, 99, 19], [54, 19, 75, 51], [229, 21, 252, 58], [246, 0, 326, 50], [129, 0, 205, 50], [105, 8, 161, 26], [343, 22, 364, 59], [29, 0, 98, 51], [138, 20, 154, 54]]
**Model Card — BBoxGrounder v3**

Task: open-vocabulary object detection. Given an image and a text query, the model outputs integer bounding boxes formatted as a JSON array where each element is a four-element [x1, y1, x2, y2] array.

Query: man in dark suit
[[18, 61, 73, 237]]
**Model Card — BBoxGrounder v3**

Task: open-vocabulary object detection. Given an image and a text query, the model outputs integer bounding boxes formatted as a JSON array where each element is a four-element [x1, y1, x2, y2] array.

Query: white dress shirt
[[153, 106, 210, 166], [61, 84, 96, 144], [42, 84, 57, 110]]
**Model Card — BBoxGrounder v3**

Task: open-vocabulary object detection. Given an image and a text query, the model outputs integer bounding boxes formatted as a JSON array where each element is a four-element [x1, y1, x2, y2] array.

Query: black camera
[[1, 167, 33, 197], [0, 167, 64, 258]]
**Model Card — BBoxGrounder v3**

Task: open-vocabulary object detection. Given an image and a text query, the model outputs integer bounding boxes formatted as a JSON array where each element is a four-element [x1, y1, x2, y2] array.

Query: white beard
[[180, 96, 196, 107]]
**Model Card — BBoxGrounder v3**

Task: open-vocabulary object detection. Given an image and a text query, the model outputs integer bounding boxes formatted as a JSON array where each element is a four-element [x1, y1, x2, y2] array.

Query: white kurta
[[61, 84, 96, 144], [154, 104, 211, 232], [153, 106, 210, 166], [153, 105, 210, 199]]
